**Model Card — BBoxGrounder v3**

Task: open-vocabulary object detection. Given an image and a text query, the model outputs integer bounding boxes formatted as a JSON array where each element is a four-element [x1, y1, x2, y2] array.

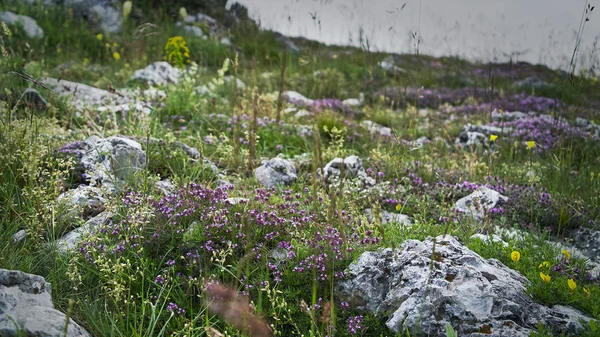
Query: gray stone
[[454, 186, 508, 219], [220, 37, 232, 46], [225, 197, 248, 205], [361, 120, 392, 138], [491, 109, 530, 122], [55, 211, 112, 253], [184, 12, 217, 33], [470, 233, 508, 247], [321, 155, 375, 187], [131, 62, 182, 85], [254, 158, 297, 188], [570, 227, 600, 263], [364, 209, 412, 226], [283, 91, 314, 106], [89, 4, 122, 33], [79, 136, 146, 185], [56, 184, 106, 210], [0, 11, 43, 38], [339, 235, 593, 337], [407, 136, 430, 149], [378, 56, 406, 74], [155, 179, 176, 196], [0, 269, 91, 336], [513, 76, 554, 90], [22, 88, 48, 109], [294, 109, 311, 119], [342, 98, 361, 107], [455, 130, 488, 148], [11, 230, 27, 243]]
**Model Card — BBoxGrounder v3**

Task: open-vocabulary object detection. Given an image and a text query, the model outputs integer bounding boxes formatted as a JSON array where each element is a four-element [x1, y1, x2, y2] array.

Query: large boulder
[[339, 235, 593, 337], [0, 11, 43, 38], [453, 186, 508, 219], [254, 158, 297, 188], [78, 136, 146, 186], [0, 269, 91, 336]]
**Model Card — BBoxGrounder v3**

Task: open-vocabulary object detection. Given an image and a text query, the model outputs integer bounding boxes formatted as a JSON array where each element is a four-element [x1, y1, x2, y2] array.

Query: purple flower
[[347, 315, 364, 334]]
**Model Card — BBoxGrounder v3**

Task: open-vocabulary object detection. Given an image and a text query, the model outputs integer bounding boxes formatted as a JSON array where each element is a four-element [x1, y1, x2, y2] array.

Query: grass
[[1, 0, 600, 336]]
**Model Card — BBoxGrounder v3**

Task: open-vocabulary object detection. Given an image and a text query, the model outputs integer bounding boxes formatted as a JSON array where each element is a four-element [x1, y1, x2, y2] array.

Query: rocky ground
[[1, 1, 600, 337]]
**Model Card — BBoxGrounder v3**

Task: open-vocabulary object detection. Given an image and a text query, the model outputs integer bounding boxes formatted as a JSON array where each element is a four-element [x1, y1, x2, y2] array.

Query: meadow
[[1, 1, 600, 336]]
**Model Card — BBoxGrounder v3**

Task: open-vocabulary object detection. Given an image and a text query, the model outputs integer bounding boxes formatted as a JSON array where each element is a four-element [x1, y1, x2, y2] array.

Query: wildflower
[[538, 261, 550, 269], [526, 140, 536, 149], [490, 134, 498, 142], [568, 278, 577, 291], [395, 204, 402, 212], [123, 0, 132, 18], [540, 272, 551, 282], [113, 52, 121, 60], [332, 54, 338, 60], [96, 33, 103, 41], [561, 249, 571, 260], [510, 251, 520, 263], [347, 315, 364, 335], [583, 287, 591, 297], [83, 57, 89, 66]]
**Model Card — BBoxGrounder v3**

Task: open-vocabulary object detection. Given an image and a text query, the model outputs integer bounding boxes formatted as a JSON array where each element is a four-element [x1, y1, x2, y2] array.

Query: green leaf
[[445, 322, 457, 337]]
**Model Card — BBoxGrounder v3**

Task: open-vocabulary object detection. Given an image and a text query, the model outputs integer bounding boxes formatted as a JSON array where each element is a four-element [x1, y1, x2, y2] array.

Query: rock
[[454, 186, 508, 219], [155, 179, 176, 196], [88, 3, 122, 33], [342, 98, 361, 107], [407, 136, 430, 149], [273, 32, 299, 52], [0, 11, 43, 38], [464, 123, 512, 136], [180, 24, 205, 38], [491, 109, 530, 122], [339, 235, 593, 337], [513, 76, 554, 90], [55, 211, 112, 253], [569, 227, 600, 263], [220, 37, 232, 46], [184, 12, 218, 34], [254, 158, 297, 188], [12, 230, 27, 243], [378, 56, 406, 74], [42, 77, 153, 114], [321, 155, 375, 187], [455, 130, 488, 148], [56, 184, 107, 212], [361, 120, 392, 138], [22, 88, 48, 110], [470, 233, 508, 247], [0, 269, 91, 336], [294, 109, 311, 119], [575, 117, 590, 127], [131, 62, 182, 85], [283, 91, 314, 106], [79, 136, 146, 185], [364, 209, 412, 226]]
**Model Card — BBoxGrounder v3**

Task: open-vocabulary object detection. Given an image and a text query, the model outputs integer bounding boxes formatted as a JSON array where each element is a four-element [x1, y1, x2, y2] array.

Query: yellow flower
[[510, 251, 520, 263], [526, 140, 536, 149], [568, 278, 577, 291], [83, 57, 89, 66], [113, 42, 118, 47], [395, 204, 402, 212], [538, 261, 550, 269], [490, 134, 498, 142], [332, 54, 338, 60], [97, 33, 103, 41], [561, 249, 571, 260], [583, 287, 591, 297], [540, 272, 551, 282], [113, 52, 121, 60]]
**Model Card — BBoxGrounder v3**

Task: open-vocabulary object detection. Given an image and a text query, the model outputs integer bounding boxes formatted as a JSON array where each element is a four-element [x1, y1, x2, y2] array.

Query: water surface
[[233, 0, 600, 71]]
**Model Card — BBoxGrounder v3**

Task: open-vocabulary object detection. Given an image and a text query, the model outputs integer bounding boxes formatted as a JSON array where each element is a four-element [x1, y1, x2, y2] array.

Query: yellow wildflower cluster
[[165, 36, 191, 69]]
